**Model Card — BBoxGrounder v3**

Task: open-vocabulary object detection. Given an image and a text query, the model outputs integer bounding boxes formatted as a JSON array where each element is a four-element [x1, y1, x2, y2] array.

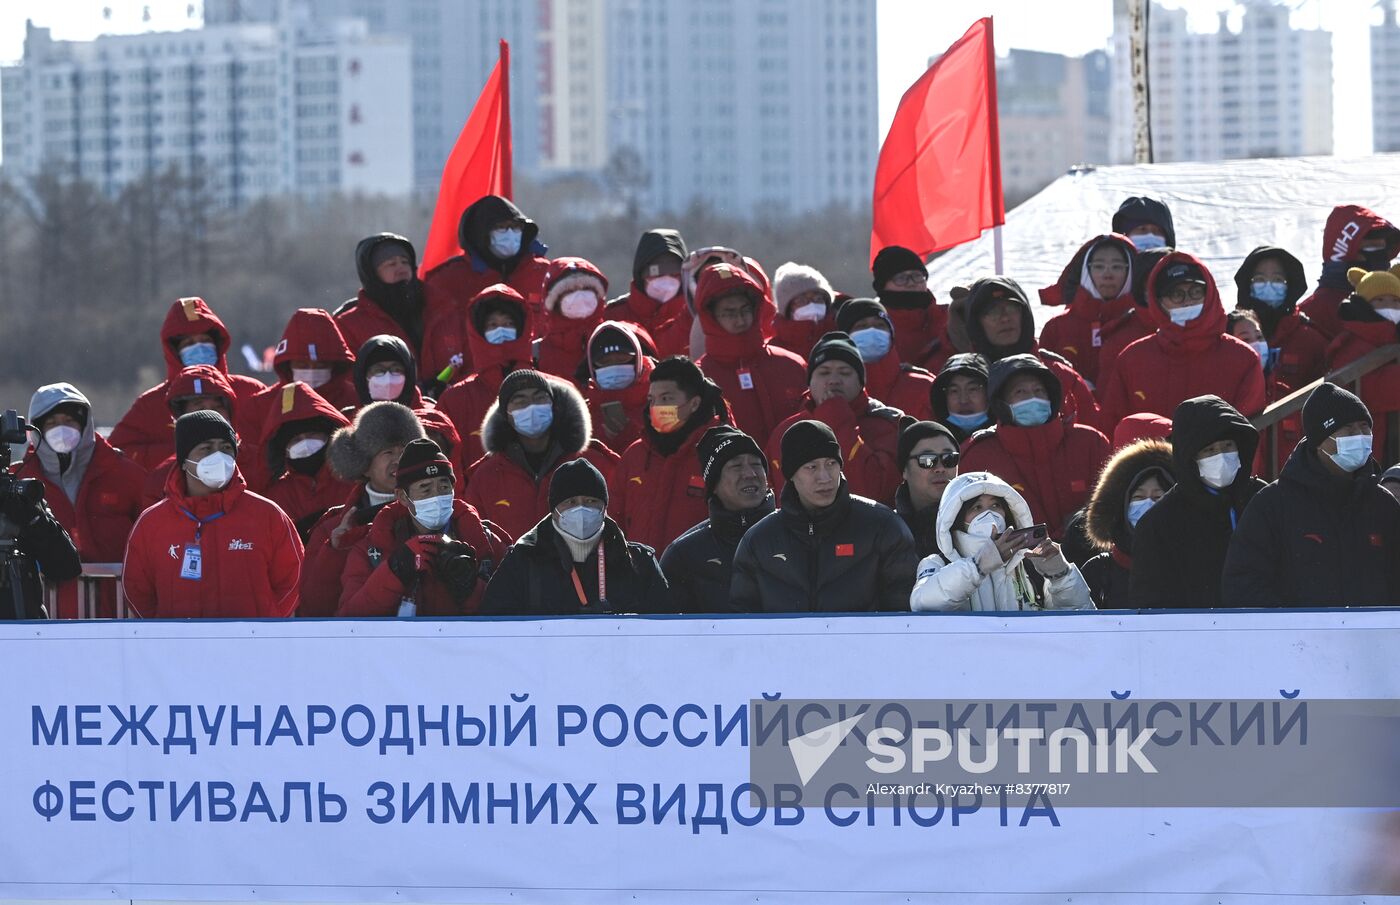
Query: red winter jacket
[[110, 297, 267, 470], [694, 265, 808, 444], [582, 321, 657, 455], [765, 391, 905, 506], [15, 433, 146, 618], [245, 308, 358, 432], [437, 284, 538, 465], [863, 352, 935, 421], [296, 484, 395, 617], [770, 311, 834, 360], [337, 498, 509, 617], [605, 285, 694, 359], [885, 303, 951, 370], [537, 257, 608, 381], [1326, 305, 1400, 463], [1299, 206, 1400, 341], [422, 251, 550, 342], [1100, 252, 1268, 435], [259, 382, 354, 535], [140, 367, 266, 504], [464, 380, 620, 540], [335, 288, 463, 384], [1038, 234, 1152, 390], [959, 419, 1111, 540], [612, 413, 726, 552], [122, 467, 303, 618]]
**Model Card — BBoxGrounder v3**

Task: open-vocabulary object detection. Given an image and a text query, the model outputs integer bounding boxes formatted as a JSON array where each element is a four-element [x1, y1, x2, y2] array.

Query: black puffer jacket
[[894, 482, 942, 560], [479, 516, 670, 616], [659, 494, 776, 613], [1129, 396, 1264, 608], [730, 481, 917, 613], [1081, 439, 1175, 608], [1222, 445, 1400, 607]]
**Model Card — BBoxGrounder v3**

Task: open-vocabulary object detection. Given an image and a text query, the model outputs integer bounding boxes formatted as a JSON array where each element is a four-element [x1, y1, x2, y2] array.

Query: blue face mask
[[849, 327, 893, 362], [595, 364, 635, 391], [489, 228, 523, 259], [1250, 280, 1288, 307], [1008, 397, 1053, 427], [179, 342, 219, 367], [1327, 434, 1373, 473], [1126, 497, 1155, 528], [484, 325, 518, 345], [1130, 233, 1167, 251], [510, 402, 553, 438], [945, 410, 989, 431], [557, 504, 604, 541]]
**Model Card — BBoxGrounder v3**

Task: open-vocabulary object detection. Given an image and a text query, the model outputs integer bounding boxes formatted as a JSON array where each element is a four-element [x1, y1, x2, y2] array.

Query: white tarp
[[923, 153, 1400, 328]]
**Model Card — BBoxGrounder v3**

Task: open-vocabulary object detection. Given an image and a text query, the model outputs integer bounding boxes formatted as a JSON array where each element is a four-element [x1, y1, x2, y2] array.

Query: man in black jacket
[[660, 426, 775, 613], [893, 420, 960, 559], [480, 459, 669, 616], [1223, 384, 1400, 606], [1130, 395, 1265, 608], [730, 420, 916, 612]]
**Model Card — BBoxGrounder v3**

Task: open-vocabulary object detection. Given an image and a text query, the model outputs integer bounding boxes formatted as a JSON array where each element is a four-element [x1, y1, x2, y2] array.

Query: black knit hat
[[497, 368, 552, 408], [897, 420, 957, 469], [395, 437, 454, 488], [780, 419, 842, 480], [174, 410, 237, 464], [649, 355, 706, 397], [697, 425, 765, 494], [548, 458, 609, 509], [807, 332, 866, 386], [835, 298, 891, 336], [871, 245, 926, 291], [1302, 383, 1372, 446]]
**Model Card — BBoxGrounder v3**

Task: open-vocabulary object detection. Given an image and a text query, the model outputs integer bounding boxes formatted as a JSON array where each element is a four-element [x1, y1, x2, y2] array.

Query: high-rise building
[[0, 16, 412, 205], [994, 49, 1113, 204], [1110, 0, 1332, 163], [1374, 0, 1400, 153]]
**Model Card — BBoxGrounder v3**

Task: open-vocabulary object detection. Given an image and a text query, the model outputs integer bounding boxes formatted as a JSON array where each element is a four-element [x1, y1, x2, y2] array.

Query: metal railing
[[1250, 343, 1400, 481], [43, 563, 134, 620]]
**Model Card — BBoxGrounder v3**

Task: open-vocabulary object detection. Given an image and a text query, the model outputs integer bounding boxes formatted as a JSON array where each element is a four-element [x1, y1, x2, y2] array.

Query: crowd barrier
[[44, 563, 131, 620]]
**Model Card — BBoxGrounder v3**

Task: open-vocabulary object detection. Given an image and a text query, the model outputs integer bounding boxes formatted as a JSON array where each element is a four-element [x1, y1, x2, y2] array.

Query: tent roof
[[922, 153, 1400, 328]]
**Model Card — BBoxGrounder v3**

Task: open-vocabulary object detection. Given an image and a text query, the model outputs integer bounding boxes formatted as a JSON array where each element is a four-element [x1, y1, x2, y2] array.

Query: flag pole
[[993, 225, 1004, 276], [498, 39, 513, 197], [984, 17, 1005, 274]]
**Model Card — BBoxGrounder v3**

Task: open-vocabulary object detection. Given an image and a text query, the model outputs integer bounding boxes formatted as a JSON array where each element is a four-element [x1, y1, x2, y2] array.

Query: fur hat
[[1347, 264, 1400, 303], [773, 262, 834, 314], [327, 401, 424, 481], [543, 257, 608, 313]]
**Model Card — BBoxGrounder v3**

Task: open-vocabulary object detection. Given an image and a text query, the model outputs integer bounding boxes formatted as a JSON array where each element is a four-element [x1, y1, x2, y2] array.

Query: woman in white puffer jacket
[[910, 471, 1094, 612]]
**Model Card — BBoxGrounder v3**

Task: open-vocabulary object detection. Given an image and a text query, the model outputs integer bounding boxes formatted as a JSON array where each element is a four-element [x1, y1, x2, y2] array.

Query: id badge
[[738, 368, 754, 390], [180, 544, 202, 580]]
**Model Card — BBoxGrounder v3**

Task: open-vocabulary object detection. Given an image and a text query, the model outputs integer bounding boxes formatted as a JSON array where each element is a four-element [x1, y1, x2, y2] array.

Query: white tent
[[922, 153, 1400, 329]]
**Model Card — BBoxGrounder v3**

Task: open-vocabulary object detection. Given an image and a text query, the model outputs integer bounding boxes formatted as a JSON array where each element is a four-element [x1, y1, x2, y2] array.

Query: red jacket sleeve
[[297, 510, 365, 617], [120, 509, 160, 618], [1231, 357, 1268, 418]]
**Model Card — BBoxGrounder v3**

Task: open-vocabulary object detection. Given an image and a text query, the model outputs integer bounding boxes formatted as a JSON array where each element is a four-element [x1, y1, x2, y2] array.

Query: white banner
[[4, 611, 1400, 904]]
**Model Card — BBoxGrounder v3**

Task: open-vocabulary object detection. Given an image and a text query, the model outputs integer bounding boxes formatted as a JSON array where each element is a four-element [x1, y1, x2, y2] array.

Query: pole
[[992, 225, 1004, 276], [1129, 0, 1154, 164]]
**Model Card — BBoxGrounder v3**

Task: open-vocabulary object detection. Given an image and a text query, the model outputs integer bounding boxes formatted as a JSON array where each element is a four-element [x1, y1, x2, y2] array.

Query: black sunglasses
[[914, 451, 960, 470]]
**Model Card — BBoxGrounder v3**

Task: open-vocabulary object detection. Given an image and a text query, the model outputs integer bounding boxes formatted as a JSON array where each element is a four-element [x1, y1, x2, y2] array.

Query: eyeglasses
[[1163, 284, 1207, 303], [914, 451, 960, 470], [889, 272, 927, 288]]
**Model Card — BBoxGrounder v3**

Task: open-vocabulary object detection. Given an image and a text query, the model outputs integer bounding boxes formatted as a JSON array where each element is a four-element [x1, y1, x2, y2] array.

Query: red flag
[[870, 18, 1004, 265], [420, 40, 513, 276]]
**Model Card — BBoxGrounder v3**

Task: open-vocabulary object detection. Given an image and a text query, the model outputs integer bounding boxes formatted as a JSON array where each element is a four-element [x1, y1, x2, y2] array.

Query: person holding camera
[[337, 439, 508, 616], [121, 410, 303, 618], [910, 471, 1094, 612], [0, 409, 81, 619]]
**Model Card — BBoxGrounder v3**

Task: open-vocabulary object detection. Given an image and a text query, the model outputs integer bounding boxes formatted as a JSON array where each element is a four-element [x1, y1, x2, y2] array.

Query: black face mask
[[1362, 249, 1394, 271], [287, 448, 328, 477], [879, 289, 934, 311]]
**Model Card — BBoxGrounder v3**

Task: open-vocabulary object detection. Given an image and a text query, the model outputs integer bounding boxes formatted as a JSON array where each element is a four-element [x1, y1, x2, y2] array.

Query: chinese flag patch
[[1371, 533, 1384, 548], [835, 543, 854, 557]]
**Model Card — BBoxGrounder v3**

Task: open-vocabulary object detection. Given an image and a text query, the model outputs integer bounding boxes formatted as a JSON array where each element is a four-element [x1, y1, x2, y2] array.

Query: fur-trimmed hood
[[480, 375, 593, 456], [327, 401, 424, 481], [1084, 438, 1174, 553]]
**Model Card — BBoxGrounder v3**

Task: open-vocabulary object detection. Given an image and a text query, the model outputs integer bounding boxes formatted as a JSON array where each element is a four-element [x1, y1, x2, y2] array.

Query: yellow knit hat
[[1347, 264, 1400, 302]]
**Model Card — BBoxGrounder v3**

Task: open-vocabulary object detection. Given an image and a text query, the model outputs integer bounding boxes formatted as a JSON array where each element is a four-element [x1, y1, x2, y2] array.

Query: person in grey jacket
[[729, 420, 917, 612]]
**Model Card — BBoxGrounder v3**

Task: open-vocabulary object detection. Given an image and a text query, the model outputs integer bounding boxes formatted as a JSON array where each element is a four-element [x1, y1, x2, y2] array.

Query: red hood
[[585, 320, 656, 407], [415, 407, 462, 459], [165, 366, 238, 420], [273, 308, 354, 381], [694, 263, 775, 361], [541, 257, 608, 350], [465, 284, 535, 374], [162, 456, 249, 517], [1143, 251, 1228, 344], [1323, 205, 1399, 264], [260, 381, 351, 445], [1038, 233, 1139, 313], [161, 297, 234, 381]]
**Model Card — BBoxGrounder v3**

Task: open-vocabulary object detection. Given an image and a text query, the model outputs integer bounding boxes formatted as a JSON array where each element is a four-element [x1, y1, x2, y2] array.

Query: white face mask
[[367, 372, 406, 401], [645, 275, 681, 302], [287, 437, 326, 460], [1169, 303, 1203, 326], [1249, 341, 1270, 362], [44, 425, 82, 454], [965, 508, 1007, 540], [791, 301, 827, 322], [188, 451, 236, 490], [411, 493, 454, 532], [559, 290, 599, 320], [292, 366, 332, 388], [1197, 451, 1241, 489], [1375, 308, 1400, 325]]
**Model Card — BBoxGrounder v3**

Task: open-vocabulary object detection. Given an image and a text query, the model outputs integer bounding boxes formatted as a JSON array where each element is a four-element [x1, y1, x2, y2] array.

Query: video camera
[[0, 409, 44, 518], [0, 409, 48, 619]]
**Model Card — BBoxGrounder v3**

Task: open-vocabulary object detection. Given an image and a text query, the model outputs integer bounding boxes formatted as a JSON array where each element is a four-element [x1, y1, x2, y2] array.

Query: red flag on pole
[[869, 18, 1004, 266], [420, 40, 513, 276]]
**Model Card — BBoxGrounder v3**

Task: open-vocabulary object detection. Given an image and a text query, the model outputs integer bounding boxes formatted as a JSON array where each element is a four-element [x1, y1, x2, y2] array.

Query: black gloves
[[433, 539, 479, 601]]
